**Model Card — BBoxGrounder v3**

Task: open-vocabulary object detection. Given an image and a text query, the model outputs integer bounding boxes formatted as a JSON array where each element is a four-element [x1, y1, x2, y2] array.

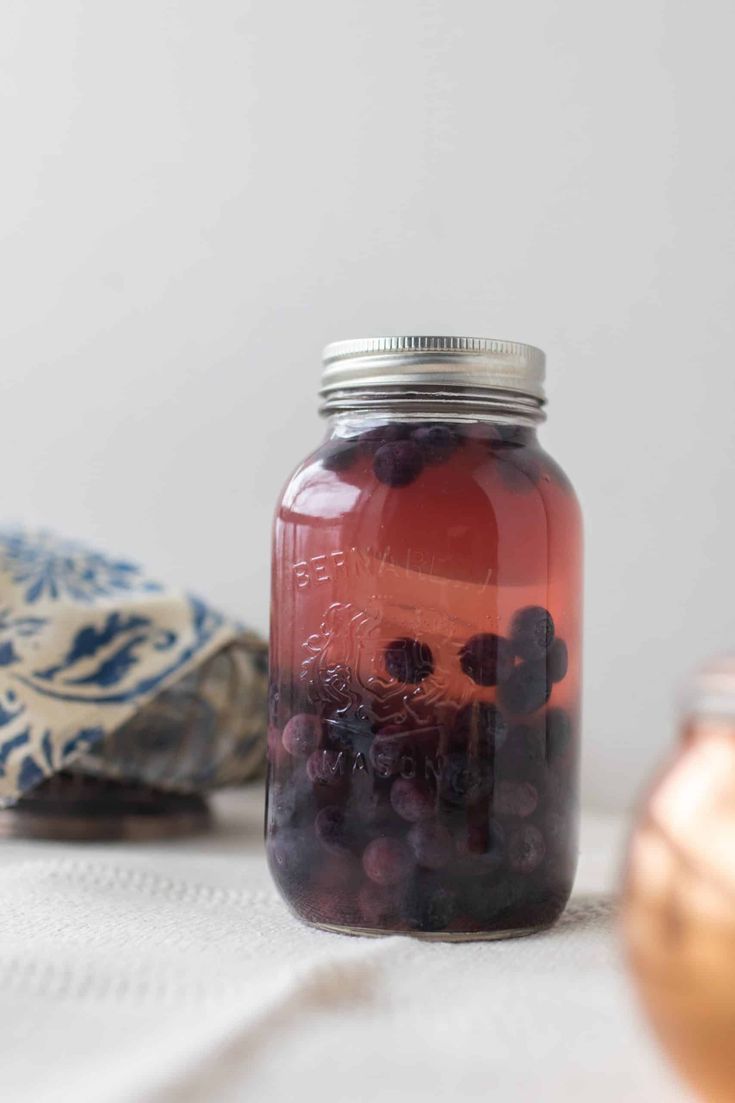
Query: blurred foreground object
[[622, 656, 735, 1103], [0, 529, 267, 839]]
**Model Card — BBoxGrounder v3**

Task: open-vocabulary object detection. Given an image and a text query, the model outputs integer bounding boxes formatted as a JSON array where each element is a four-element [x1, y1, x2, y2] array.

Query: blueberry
[[459, 876, 515, 925], [373, 441, 424, 487], [267, 827, 316, 881], [546, 639, 568, 684], [500, 723, 546, 775], [390, 777, 435, 823], [306, 748, 346, 786], [321, 440, 359, 472], [510, 606, 555, 660], [362, 836, 414, 886], [411, 424, 460, 465], [453, 702, 508, 753], [494, 424, 531, 445], [494, 780, 539, 818], [440, 754, 493, 805], [359, 422, 409, 451], [498, 662, 551, 715], [384, 637, 434, 683], [314, 805, 352, 854], [545, 708, 573, 766], [459, 633, 514, 686], [405, 883, 456, 932], [281, 713, 321, 757], [407, 821, 454, 869], [508, 824, 546, 873], [349, 785, 394, 838]]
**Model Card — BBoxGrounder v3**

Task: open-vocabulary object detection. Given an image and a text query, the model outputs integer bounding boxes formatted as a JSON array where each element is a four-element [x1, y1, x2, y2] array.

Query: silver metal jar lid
[[321, 336, 546, 403]]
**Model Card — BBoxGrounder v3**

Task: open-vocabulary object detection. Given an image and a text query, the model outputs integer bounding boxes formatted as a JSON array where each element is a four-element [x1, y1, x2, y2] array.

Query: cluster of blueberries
[[267, 606, 577, 934], [320, 419, 538, 488], [386, 604, 568, 716]]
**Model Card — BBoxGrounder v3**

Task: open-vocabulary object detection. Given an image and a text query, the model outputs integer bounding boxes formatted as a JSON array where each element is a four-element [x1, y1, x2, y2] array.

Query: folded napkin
[[0, 528, 267, 807]]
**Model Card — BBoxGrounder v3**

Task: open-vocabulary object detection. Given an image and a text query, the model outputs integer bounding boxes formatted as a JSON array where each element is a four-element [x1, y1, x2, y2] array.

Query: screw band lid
[[321, 336, 546, 404]]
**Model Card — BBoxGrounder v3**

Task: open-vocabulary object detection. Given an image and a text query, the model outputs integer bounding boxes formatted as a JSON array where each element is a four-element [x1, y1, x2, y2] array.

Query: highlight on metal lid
[[321, 335, 546, 404]]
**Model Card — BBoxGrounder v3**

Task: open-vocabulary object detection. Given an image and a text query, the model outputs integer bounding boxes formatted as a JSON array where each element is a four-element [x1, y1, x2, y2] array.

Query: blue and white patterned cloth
[[0, 528, 245, 807]]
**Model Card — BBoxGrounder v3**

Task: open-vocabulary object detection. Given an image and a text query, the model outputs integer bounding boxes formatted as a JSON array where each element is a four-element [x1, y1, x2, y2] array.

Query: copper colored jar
[[267, 337, 583, 939], [623, 657, 735, 1103]]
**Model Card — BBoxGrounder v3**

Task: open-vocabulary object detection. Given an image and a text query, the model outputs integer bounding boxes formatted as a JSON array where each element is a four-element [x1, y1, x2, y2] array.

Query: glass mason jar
[[266, 336, 583, 939]]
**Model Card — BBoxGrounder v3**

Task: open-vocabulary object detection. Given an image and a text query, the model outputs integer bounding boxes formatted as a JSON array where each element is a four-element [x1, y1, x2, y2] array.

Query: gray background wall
[[1, 0, 734, 809]]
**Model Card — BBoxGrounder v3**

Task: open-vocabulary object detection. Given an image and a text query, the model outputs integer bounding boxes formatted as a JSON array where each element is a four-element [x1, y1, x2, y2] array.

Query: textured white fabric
[[0, 792, 690, 1103]]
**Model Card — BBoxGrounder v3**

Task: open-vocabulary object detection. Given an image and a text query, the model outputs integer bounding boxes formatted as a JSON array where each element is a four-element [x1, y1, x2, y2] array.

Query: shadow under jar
[[266, 336, 583, 940]]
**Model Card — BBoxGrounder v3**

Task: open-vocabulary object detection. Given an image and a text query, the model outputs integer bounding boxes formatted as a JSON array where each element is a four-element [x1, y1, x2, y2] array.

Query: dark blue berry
[[459, 876, 515, 924], [405, 882, 456, 932], [545, 708, 573, 765], [494, 780, 538, 817], [510, 606, 555, 661], [498, 662, 551, 715], [268, 828, 317, 882], [459, 633, 514, 686], [384, 637, 434, 683], [440, 754, 493, 805], [411, 423, 460, 465], [508, 824, 546, 873], [322, 440, 359, 472], [500, 723, 546, 775], [407, 821, 454, 869], [494, 424, 531, 445], [453, 702, 508, 753], [359, 422, 409, 451], [314, 805, 352, 854], [546, 638, 568, 683], [373, 441, 424, 487], [362, 836, 414, 886], [390, 777, 435, 822], [281, 713, 321, 756]]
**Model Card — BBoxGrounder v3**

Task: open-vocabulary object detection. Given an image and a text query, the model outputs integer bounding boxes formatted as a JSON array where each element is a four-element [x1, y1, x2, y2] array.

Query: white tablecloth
[[0, 790, 690, 1103]]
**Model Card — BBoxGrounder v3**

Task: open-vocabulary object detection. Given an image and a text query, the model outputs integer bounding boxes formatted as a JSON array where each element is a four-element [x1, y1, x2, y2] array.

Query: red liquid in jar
[[267, 420, 582, 937]]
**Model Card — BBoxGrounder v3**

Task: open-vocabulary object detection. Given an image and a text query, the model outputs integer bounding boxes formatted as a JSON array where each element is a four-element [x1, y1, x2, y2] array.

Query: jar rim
[[321, 335, 546, 405]]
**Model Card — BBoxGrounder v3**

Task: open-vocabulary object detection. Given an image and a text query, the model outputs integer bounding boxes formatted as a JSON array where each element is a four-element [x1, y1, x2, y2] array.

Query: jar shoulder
[[275, 432, 581, 532]]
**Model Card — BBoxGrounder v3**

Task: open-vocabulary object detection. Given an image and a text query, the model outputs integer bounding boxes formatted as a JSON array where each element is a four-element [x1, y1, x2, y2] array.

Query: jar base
[[307, 918, 555, 942]]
